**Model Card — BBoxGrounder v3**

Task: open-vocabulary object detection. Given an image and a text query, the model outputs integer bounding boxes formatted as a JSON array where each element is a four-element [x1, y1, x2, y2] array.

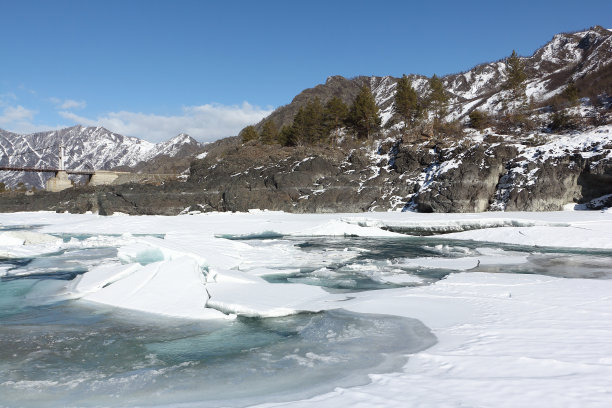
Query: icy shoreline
[[2, 208, 611, 246], [256, 271, 612, 408], [1, 210, 612, 407]]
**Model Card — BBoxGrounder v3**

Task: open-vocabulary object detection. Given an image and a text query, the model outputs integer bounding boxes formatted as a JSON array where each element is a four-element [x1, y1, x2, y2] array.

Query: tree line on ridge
[[240, 50, 602, 146]]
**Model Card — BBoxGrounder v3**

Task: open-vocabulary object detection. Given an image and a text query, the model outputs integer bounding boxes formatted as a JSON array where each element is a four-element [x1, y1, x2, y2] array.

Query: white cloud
[[17, 85, 36, 95], [61, 100, 86, 110], [59, 102, 274, 143], [0, 105, 63, 134], [0, 105, 36, 124], [0, 93, 17, 107], [50, 97, 87, 110]]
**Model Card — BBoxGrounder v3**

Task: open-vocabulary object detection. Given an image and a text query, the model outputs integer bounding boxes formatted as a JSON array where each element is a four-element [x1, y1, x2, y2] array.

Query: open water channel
[[1, 227, 611, 407]]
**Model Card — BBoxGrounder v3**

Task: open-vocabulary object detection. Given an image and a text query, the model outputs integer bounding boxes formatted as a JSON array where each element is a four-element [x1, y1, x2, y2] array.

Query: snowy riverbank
[[1, 210, 611, 407]]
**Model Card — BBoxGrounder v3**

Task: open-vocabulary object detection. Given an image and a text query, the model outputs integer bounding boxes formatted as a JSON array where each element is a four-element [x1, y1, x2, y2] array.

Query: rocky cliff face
[[493, 129, 612, 211], [3, 123, 609, 215], [184, 124, 612, 214]]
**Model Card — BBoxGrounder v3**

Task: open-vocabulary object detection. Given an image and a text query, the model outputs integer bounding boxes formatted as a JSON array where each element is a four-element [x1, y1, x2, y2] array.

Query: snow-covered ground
[[1, 210, 611, 407]]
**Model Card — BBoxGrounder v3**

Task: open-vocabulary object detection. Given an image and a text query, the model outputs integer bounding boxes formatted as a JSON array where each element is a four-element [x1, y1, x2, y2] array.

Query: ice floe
[[73, 257, 224, 320], [206, 269, 345, 318], [0, 231, 63, 258], [1, 210, 612, 407]]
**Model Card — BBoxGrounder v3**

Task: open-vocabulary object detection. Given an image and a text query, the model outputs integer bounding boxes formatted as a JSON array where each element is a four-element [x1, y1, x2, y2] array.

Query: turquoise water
[[0, 294, 433, 407], [260, 236, 612, 291], [2, 229, 612, 407], [0, 233, 435, 407]]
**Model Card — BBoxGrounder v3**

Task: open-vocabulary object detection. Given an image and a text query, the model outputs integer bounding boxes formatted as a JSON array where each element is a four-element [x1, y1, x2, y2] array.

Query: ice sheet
[[77, 257, 224, 320], [4, 210, 609, 249], [68, 233, 349, 319], [441, 225, 612, 249], [0, 231, 63, 258], [0, 231, 61, 246], [206, 269, 346, 318], [271, 272, 612, 408], [398, 256, 480, 270], [1, 211, 612, 407], [397, 247, 529, 271]]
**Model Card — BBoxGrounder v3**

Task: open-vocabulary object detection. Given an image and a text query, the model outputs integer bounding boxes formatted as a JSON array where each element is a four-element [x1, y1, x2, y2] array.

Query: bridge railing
[[0, 166, 96, 175]]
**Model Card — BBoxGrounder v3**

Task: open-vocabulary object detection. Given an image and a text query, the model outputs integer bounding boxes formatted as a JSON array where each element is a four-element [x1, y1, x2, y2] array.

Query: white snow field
[[1, 210, 612, 407]]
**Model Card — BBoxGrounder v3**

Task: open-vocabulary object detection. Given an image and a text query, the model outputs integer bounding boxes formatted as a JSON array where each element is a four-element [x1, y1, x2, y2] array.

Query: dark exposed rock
[[504, 157, 583, 211], [1, 128, 610, 215], [393, 146, 438, 174], [503, 153, 612, 211], [414, 144, 519, 213], [586, 194, 612, 210]]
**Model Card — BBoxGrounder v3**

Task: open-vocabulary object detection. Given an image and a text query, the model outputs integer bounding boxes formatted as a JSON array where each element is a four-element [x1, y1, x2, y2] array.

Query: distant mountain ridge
[[255, 26, 612, 131], [0, 126, 203, 188]]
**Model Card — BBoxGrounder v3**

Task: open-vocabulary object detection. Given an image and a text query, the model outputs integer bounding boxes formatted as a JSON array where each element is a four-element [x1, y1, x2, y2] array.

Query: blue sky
[[1, 0, 610, 142]]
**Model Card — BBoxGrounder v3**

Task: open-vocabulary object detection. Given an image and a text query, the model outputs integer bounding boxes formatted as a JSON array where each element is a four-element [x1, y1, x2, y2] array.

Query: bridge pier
[[1, 165, 177, 192], [88, 170, 122, 186], [45, 171, 73, 192]]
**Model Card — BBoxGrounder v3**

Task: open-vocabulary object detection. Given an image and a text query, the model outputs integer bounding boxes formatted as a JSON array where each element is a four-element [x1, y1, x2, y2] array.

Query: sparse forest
[[240, 86, 383, 146], [240, 37, 611, 147]]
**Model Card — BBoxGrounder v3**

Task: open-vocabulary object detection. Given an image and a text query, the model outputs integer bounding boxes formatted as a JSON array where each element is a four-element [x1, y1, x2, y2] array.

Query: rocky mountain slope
[[0, 126, 203, 188], [1, 120, 610, 215], [182, 121, 612, 213], [257, 26, 612, 131]]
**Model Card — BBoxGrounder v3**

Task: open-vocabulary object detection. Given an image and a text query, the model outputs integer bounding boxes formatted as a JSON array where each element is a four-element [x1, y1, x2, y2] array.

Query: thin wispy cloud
[[0, 105, 63, 134], [50, 97, 87, 110], [59, 102, 273, 143], [0, 105, 36, 123], [0, 93, 18, 107], [17, 85, 37, 95]]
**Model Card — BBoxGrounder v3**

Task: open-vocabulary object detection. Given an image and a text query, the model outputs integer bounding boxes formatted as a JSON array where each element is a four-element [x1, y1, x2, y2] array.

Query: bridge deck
[[0, 166, 95, 175]]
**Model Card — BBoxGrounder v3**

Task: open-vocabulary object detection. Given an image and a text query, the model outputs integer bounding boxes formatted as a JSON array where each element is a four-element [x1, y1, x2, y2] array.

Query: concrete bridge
[[1, 146, 178, 192], [0, 167, 178, 192]]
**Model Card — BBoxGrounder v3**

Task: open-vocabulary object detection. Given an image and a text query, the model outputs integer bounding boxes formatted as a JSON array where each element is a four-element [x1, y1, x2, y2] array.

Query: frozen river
[[1, 211, 612, 407]]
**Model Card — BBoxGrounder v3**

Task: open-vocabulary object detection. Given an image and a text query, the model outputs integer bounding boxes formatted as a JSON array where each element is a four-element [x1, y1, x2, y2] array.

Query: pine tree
[[563, 81, 579, 106], [394, 74, 419, 128], [277, 125, 293, 146], [324, 96, 349, 144], [348, 86, 381, 139], [260, 120, 278, 144], [468, 110, 489, 130], [241, 125, 259, 143], [303, 98, 326, 143], [285, 98, 329, 146], [427, 74, 449, 123], [503, 50, 527, 108], [287, 108, 307, 146]]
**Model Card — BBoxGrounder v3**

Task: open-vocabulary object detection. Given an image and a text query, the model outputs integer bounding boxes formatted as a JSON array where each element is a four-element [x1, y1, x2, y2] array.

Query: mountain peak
[[0, 126, 203, 189], [173, 133, 195, 142], [325, 75, 347, 84], [253, 26, 612, 131], [164, 133, 198, 146]]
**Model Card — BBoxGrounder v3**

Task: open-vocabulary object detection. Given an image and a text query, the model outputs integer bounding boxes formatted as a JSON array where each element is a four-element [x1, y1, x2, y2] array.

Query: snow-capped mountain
[[153, 133, 197, 157], [438, 25, 612, 119], [0, 126, 202, 188], [257, 26, 612, 130]]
